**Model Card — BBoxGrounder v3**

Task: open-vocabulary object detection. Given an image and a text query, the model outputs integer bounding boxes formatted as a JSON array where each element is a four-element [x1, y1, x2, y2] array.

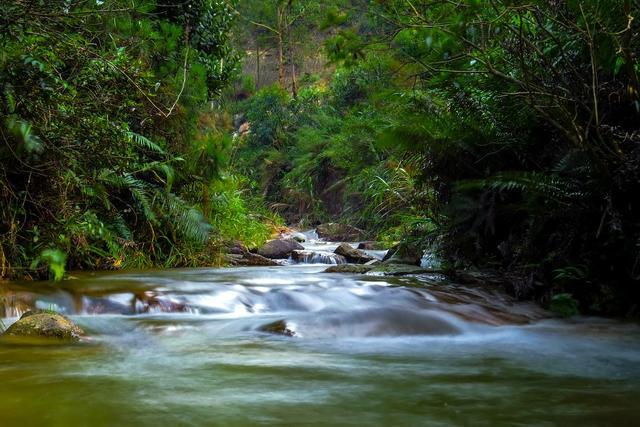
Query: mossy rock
[[357, 241, 389, 250], [324, 264, 374, 274], [334, 243, 375, 264], [3, 310, 86, 342], [382, 242, 423, 266]]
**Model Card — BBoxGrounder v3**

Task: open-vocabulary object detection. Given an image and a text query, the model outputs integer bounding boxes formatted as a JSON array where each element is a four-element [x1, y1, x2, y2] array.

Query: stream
[[1, 235, 640, 426]]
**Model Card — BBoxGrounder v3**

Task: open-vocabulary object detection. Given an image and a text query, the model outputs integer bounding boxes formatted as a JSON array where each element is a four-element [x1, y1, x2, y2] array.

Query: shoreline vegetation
[[2, 1, 639, 317]]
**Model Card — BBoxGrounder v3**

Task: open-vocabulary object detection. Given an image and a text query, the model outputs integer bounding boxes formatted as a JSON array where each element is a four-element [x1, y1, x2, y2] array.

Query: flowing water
[[1, 238, 639, 426]]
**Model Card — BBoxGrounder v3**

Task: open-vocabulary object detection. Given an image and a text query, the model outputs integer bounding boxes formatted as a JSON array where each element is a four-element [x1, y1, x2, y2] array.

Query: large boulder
[[334, 243, 375, 264], [223, 240, 248, 255], [316, 223, 364, 242], [226, 252, 280, 266], [258, 238, 304, 259], [382, 242, 423, 266], [3, 310, 85, 342]]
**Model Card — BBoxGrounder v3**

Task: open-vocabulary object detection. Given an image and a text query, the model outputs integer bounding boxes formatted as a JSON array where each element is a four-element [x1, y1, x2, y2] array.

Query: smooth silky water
[[1, 243, 640, 426]]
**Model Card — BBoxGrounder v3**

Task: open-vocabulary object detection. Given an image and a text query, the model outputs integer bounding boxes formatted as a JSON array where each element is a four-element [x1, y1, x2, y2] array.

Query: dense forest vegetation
[[0, 0, 276, 277], [1, 0, 639, 316]]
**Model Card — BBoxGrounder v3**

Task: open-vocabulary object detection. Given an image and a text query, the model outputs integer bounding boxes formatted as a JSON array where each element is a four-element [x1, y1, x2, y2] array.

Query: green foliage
[[246, 85, 291, 147], [208, 176, 276, 248], [230, 0, 640, 315], [550, 294, 580, 318], [325, 30, 365, 66], [3, 0, 639, 316], [0, 0, 247, 279], [553, 265, 590, 285], [31, 249, 67, 282]]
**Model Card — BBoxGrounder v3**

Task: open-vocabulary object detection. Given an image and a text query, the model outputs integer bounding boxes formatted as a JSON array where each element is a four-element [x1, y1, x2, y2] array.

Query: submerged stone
[[3, 310, 85, 342], [259, 320, 295, 337]]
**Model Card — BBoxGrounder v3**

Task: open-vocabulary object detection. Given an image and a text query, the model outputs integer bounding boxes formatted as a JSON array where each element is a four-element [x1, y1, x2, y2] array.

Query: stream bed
[[1, 248, 640, 425]]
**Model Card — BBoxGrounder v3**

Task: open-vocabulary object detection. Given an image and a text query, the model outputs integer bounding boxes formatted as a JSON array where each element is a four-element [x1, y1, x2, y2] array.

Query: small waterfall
[[291, 250, 347, 265]]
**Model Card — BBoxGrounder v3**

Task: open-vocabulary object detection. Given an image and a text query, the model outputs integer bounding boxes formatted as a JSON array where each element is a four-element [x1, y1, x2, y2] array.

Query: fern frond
[[129, 181, 157, 224], [97, 170, 158, 223], [157, 191, 212, 243], [110, 213, 132, 241], [456, 172, 585, 205], [127, 131, 165, 154]]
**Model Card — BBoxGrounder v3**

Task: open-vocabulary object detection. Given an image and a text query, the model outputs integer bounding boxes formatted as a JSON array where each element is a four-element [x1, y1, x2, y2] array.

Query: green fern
[[97, 170, 158, 224], [127, 131, 166, 155], [158, 191, 212, 244], [456, 172, 584, 205], [110, 213, 133, 241]]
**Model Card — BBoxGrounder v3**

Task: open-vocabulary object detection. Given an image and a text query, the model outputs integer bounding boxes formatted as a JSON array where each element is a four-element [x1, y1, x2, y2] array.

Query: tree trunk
[[287, 1, 298, 98], [255, 36, 261, 90], [277, 7, 286, 89]]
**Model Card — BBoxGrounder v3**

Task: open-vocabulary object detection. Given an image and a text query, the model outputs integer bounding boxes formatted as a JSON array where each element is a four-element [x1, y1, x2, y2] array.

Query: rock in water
[[334, 243, 375, 264], [316, 223, 364, 242], [292, 232, 306, 243], [259, 320, 296, 337], [382, 242, 423, 266], [225, 252, 280, 266], [258, 238, 304, 259], [3, 310, 85, 342], [367, 265, 429, 276], [324, 264, 374, 274]]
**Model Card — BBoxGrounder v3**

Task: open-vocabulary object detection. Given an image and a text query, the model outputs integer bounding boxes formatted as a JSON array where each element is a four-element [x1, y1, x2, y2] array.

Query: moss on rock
[[3, 310, 85, 342]]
